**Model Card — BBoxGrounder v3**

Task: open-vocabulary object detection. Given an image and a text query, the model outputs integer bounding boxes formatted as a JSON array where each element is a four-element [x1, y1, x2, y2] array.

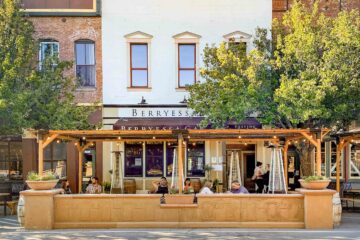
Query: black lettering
[[132, 109, 137, 117], [172, 110, 175, 117], [157, 111, 161, 117], [185, 110, 189, 117], [178, 110, 182, 116], [164, 110, 169, 116], [149, 110, 153, 117], [141, 111, 145, 117]]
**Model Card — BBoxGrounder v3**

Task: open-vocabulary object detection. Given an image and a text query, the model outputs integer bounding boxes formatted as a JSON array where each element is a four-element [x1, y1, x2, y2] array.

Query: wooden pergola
[[333, 130, 360, 192], [36, 128, 330, 193]]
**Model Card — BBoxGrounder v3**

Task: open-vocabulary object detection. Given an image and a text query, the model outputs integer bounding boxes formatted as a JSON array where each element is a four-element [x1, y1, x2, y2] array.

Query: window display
[[146, 143, 163, 177], [125, 143, 143, 177], [187, 142, 205, 177]]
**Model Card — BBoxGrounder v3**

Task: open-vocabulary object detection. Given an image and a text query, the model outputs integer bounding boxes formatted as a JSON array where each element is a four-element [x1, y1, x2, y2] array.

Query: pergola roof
[[36, 128, 329, 143]]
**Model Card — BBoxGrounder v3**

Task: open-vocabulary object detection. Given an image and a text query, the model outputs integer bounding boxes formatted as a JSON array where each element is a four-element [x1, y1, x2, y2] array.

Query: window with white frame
[[173, 31, 201, 89], [350, 143, 360, 178], [75, 40, 96, 87], [124, 31, 153, 89], [223, 31, 251, 56], [39, 40, 59, 69]]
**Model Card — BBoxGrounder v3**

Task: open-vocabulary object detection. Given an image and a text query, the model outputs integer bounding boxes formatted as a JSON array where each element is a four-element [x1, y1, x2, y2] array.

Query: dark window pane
[[131, 44, 147, 68], [179, 70, 195, 87], [179, 44, 195, 68], [77, 65, 96, 87], [53, 143, 66, 160], [125, 143, 143, 177], [0, 161, 8, 179], [187, 142, 205, 177], [9, 161, 22, 180], [166, 143, 177, 177], [44, 145, 51, 160], [9, 142, 22, 162], [0, 142, 8, 161], [146, 143, 164, 177], [132, 70, 148, 87]]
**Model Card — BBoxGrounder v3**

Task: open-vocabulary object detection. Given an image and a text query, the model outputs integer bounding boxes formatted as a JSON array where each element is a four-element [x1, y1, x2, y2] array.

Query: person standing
[[252, 161, 264, 193]]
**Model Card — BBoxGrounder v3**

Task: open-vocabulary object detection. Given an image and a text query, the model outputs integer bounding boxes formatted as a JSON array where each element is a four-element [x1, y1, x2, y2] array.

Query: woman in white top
[[199, 180, 214, 194]]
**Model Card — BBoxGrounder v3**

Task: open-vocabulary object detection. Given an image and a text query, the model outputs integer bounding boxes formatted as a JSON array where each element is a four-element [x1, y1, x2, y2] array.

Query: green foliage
[[27, 171, 57, 181], [102, 181, 111, 192], [302, 175, 328, 182], [188, 29, 276, 127], [188, 0, 360, 130], [274, 1, 360, 129], [0, 0, 99, 134]]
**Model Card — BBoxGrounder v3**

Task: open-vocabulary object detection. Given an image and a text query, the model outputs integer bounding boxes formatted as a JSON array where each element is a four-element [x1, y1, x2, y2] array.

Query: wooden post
[[336, 144, 341, 193], [78, 148, 83, 193], [178, 134, 184, 193], [316, 138, 322, 176], [38, 139, 44, 175], [283, 141, 289, 189]]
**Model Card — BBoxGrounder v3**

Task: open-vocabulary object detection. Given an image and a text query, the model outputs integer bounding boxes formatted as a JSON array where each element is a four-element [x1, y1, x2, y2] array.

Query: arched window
[[75, 40, 96, 87]]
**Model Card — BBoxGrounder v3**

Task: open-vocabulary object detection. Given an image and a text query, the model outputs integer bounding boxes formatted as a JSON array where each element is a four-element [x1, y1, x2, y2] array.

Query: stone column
[[296, 188, 336, 229], [20, 189, 62, 230]]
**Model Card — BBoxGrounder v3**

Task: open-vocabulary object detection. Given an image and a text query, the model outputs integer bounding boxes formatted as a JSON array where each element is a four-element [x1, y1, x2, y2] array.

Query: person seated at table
[[229, 180, 249, 194], [199, 180, 214, 194], [183, 178, 194, 194], [86, 177, 102, 194], [152, 177, 169, 194], [61, 179, 72, 194]]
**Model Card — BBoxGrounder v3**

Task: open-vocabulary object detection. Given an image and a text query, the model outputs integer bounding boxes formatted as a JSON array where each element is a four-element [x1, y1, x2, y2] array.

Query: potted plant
[[102, 181, 111, 194], [26, 172, 59, 190], [298, 175, 331, 190]]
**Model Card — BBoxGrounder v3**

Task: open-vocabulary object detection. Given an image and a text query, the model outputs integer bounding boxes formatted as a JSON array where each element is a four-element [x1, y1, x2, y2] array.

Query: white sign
[[118, 107, 196, 118]]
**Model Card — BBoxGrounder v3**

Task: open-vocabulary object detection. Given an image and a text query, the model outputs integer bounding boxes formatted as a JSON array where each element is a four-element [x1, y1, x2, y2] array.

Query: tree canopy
[[0, 0, 98, 135], [188, 1, 360, 130]]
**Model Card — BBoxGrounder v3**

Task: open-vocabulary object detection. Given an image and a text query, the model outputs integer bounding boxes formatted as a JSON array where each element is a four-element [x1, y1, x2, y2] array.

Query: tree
[[188, 1, 360, 176], [0, 0, 98, 134], [0, 0, 36, 134]]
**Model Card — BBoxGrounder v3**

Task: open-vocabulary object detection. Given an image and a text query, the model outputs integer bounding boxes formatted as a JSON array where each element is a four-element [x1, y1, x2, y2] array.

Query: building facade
[[101, 0, 273, 192]]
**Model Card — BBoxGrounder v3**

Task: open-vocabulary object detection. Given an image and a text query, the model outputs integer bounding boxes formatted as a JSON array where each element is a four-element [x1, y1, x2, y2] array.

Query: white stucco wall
[[102, 0, 272, 105]]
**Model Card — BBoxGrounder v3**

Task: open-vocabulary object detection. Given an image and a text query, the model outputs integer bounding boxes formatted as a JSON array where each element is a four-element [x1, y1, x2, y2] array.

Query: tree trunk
[[295, 141, 315, 177]]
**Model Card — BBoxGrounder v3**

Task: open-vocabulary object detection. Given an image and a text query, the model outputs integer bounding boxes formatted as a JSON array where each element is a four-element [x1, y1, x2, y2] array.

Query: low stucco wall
[[20, 189, 335, 229]]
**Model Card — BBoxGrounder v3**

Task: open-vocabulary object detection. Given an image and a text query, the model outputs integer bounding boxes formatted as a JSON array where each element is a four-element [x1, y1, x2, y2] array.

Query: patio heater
[[228, 151, 242, 190], [268, 145, 287, 194], [170, 147, 184, 192], [111, 151, 124, 193]]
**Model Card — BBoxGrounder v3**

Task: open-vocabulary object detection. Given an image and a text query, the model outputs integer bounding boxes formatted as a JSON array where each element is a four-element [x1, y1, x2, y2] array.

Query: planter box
[[165, 194, 194, 204], [298, 179, 330, 190], [26, 180, 59, 190]]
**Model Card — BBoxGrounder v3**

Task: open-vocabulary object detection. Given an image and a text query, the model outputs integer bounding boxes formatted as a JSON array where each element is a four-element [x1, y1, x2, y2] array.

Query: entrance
[[225, 144, 256, 192]]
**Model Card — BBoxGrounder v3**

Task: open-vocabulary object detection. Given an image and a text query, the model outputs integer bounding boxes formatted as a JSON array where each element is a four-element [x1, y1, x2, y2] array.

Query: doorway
[[225, 144, 256, 192]]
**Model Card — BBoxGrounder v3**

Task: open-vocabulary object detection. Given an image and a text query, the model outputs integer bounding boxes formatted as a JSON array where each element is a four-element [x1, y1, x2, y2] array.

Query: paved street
[[0, 212, 359, 240]]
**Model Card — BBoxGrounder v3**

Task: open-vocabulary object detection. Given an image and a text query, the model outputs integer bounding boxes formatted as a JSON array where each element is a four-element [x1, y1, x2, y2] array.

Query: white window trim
[[173, 31, 201, 90], [223, 31, 252, 54], [39, 41, 60, 69], [124, 31, 153, 90]]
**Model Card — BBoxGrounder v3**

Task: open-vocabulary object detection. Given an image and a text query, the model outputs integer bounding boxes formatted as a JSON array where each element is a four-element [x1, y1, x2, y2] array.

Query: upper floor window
[[75, 40, 96, 87], [173, 31, 201, 89], [124, 31, 153, 89], [223, 31, 251, 56], [178, 44, 196, 88], [130, 43, 148, 87], [39, 40, 59, 69]]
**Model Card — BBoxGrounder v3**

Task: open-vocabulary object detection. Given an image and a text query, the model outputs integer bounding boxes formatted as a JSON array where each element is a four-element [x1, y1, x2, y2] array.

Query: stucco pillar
[[21, 189, 62, 230], [296, 188, 336, 229]]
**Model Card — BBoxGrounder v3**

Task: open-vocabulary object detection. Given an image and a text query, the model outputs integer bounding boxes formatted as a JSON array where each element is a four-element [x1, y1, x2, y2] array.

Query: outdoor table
[[344, 189, 360, 210], [0, 193, 10, 216]]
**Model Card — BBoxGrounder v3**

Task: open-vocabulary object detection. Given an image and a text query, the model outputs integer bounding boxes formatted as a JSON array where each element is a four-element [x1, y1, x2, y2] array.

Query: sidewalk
[[0, 212, 359, 240]]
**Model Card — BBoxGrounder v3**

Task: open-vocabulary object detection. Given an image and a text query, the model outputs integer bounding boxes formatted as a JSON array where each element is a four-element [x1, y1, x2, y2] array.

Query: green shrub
[[302, 175, 328, 182], [27, 171, 57, 181]]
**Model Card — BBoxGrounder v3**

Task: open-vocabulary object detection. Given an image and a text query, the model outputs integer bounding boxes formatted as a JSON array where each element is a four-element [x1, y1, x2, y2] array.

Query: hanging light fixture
[[138, 96, 147, 105], [179, 96, 188, 104]]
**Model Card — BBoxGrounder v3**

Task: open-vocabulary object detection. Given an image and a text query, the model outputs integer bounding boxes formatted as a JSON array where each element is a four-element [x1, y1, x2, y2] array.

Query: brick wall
[[30, 17, 102, 104], [273, 0, 360, 19]]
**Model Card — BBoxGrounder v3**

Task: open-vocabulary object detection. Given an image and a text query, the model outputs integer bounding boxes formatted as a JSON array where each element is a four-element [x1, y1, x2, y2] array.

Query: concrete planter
[[165, 194, 194, 204], [298, 179, 331, 190], [26, 180, 59, 190]]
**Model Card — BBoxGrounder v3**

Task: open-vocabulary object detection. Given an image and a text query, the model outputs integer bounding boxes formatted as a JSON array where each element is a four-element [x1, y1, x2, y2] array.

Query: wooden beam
[[38, 139, 44, 175], [178, 134, 184, 193], [316, 138, 322, 176], [42, 134, 59, 149], [300, 132, 318, 147]]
